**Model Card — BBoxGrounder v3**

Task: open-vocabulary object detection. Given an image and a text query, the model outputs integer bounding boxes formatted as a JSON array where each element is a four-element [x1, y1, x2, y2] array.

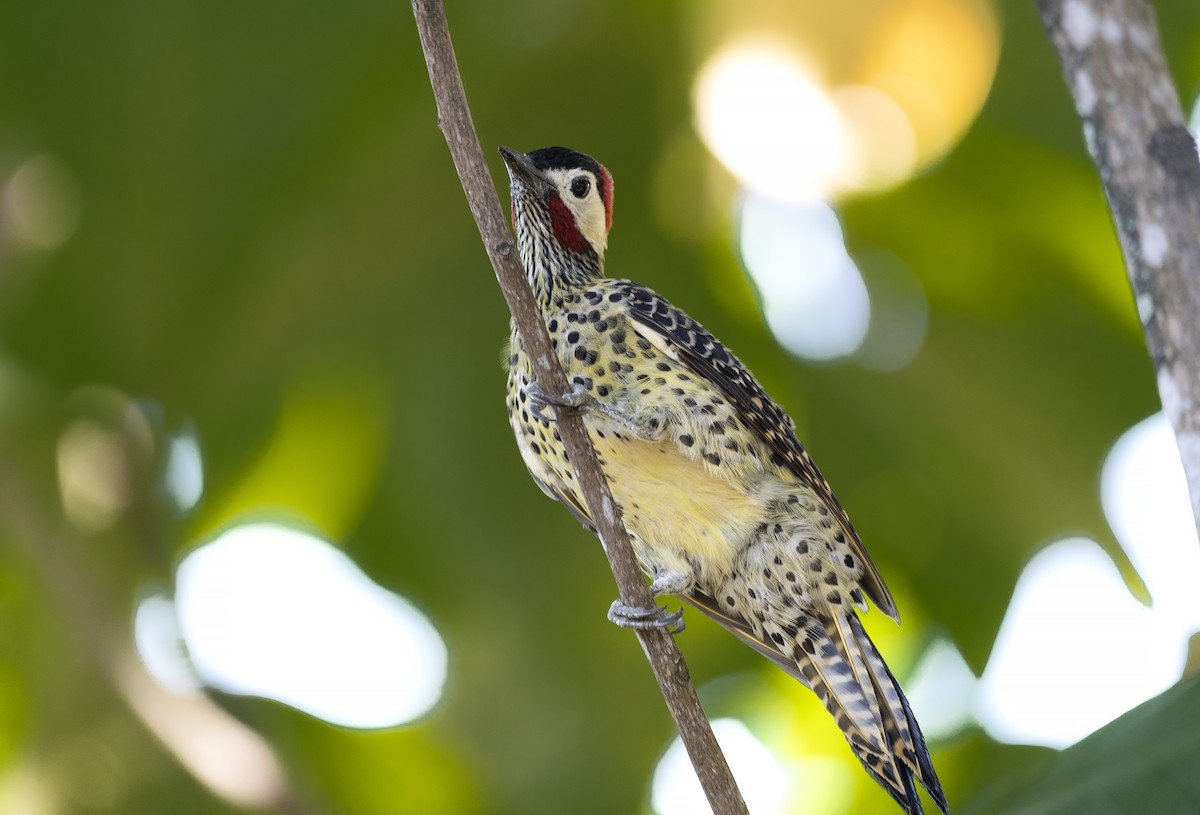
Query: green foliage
[[961, 677, 1200, 814]]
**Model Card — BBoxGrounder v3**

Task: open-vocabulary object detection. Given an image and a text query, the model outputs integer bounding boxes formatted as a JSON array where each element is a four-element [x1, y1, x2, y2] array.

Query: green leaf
[[961, 677, 1200, 814]]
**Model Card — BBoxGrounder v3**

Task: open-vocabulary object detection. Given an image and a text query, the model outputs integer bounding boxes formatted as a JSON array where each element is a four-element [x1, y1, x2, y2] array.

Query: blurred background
[[2, 0, 1200, 813]]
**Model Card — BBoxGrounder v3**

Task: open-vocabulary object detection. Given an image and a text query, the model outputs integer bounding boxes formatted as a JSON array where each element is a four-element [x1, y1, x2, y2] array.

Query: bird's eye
[[569, 177, 591, 199]]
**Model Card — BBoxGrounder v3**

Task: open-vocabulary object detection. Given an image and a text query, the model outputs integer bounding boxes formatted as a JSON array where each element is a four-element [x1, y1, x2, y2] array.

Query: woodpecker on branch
[[500, 145, 947, 815]]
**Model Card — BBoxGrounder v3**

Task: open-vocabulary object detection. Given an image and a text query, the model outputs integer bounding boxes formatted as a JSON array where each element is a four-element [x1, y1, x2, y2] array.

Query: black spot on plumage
[[567, 330, 580, 344], [655, 361, 670, 371], [597, 385, 609, 396], [679, 434, 694, 447], [574, 346, 587, 360], [704, 453, 721, 466]]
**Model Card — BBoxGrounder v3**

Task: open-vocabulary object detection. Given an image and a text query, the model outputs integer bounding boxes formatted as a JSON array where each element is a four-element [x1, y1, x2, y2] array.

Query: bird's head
[[500, 146, 614, 263]]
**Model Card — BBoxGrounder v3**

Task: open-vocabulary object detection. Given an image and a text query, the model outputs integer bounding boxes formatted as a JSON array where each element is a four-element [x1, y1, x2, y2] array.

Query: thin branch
[[1038, 0, 1200, 535], [408, 1, 748, 812]]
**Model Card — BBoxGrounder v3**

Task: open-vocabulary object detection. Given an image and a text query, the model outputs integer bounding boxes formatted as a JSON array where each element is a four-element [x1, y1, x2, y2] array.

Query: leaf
[[961, 676, 1200, 814]]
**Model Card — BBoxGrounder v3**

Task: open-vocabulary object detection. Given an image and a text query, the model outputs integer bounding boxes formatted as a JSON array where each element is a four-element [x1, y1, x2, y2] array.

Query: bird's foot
[[608, 599, 685, 634], [526, 380, 592, 422]]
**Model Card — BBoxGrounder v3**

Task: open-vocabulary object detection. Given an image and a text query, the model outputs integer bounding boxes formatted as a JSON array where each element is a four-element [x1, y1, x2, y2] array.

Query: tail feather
[[821, 614, 913, 811], [849, 614, 949, 815], [768, 616, 917, 803], [683, 588, 947, 814]]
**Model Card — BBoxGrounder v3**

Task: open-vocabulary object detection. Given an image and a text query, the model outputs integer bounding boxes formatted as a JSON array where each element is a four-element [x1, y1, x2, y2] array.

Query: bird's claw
[[526, 380, 592, 422], [608, 599, 686, 635]]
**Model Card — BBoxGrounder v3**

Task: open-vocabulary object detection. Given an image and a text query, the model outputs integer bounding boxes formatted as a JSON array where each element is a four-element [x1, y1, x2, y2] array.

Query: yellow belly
[[593, 432, 761, 577]]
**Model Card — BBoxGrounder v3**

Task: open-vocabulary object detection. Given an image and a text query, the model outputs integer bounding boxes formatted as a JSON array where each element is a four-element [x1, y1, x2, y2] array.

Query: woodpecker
[[500, 145, 947, 815]]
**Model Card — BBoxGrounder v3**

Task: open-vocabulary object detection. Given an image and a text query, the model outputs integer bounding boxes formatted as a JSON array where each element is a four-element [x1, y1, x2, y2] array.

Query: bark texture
[[1039, 0, 1200, 533]]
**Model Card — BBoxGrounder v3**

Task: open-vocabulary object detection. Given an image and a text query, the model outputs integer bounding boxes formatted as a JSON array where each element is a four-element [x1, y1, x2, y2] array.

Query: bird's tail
[[685, 589, 947, 813], [821, 613, 948, 815]]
